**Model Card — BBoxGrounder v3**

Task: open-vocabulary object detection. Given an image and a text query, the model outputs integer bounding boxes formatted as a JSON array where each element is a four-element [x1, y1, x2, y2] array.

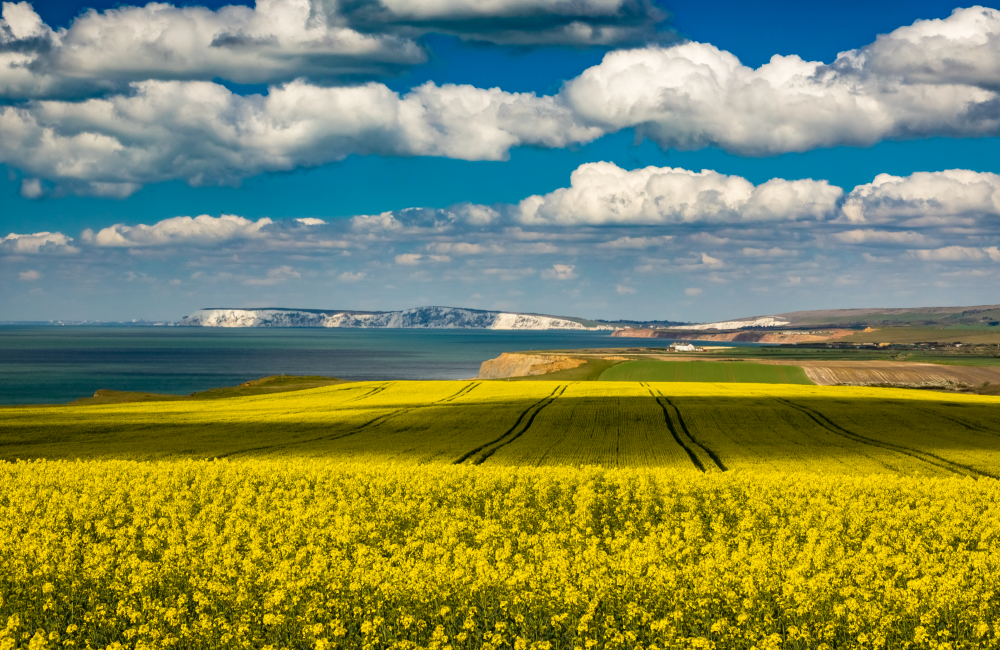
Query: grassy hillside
[[774, 304, 1000, 327], [54, 374, 346, 405], [599, 360, 813, 384], [835, 326, 1000, 345]]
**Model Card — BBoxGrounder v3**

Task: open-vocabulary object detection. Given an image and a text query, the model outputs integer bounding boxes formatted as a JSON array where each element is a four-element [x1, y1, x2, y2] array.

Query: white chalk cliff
[[670, 317, 790, 330], [180, 306, 614, 330]]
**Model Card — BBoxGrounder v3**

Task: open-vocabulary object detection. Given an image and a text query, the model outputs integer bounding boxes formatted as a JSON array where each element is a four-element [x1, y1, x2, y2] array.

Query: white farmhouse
[[672, 343, 697, 352]]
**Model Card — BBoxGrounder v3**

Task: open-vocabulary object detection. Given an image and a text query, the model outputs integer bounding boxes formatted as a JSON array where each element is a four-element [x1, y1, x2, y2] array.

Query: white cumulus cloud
[[541, 263, 577, 280], [741, 247, 796, 257], [0, 80, 600, 196], [3, 7, 1000, 195], [83, 214, 273, 247], [840, 169, 1000, 224], [833, 6, 1000, 90], [908, 246, 988, 261], [1, 231, 77, 254], [518, 162, 841, 225], [18, 269, 40, 281], [560, 7, 1000, 156], [0, 0, 424, 99], [831, 229, 929, 245], [599, 235, 673, 248], [395, 253, 422, 265], [447, 203, 500, 226], [244, 265, 301, 285], [352, 212, 404, 231], [0, 0, 667, 102], [19, 178, 42, 199], [427, 242, 485, 255]]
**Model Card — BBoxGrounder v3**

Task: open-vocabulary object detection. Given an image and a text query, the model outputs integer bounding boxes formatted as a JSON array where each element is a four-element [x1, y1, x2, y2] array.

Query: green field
[[4, 381, 1000, 649], [598, 360, 814, 384]]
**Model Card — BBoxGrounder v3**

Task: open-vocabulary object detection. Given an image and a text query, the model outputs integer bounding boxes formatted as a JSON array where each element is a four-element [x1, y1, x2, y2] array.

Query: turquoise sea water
[[0, 326, 764, 404]]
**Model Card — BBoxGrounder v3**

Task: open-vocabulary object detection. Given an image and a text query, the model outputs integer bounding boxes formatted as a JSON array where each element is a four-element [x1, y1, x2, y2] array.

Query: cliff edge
[[477, 353, 586, 379]]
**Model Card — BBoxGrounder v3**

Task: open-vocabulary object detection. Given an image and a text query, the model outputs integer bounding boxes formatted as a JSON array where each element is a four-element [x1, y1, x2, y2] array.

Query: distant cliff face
[[180, 307, 614, 330]]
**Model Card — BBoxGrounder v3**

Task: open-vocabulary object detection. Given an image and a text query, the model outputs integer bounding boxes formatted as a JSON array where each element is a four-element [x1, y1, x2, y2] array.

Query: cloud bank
[[7, 166, 998, 267], [12, 164, 999, 245], [6, 165, 999, 319], [0, 80, 600, 196], [3, 7, 1000, 195], [0, 0, 426, 99], [0, 0, 666, 102]]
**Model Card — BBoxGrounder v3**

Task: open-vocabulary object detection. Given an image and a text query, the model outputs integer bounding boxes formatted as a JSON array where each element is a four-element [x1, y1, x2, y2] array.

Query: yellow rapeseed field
[[2, 381, 1000, 649], [3, 460, 1000, 650]]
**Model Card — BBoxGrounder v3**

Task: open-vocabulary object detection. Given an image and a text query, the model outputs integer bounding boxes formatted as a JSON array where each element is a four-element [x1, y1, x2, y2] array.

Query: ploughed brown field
[[757, 359, 1000, 387]]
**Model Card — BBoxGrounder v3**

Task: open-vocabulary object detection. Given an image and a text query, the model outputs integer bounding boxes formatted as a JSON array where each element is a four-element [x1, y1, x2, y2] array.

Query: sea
[[0, 325, 768, 405]]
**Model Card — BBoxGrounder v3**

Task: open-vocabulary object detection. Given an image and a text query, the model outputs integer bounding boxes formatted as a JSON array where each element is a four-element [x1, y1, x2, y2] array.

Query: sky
[[2, 0, 999, 322]]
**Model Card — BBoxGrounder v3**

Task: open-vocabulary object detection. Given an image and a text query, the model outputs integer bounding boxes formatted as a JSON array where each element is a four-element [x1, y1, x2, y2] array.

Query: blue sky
[[2, 0, 999, 321]]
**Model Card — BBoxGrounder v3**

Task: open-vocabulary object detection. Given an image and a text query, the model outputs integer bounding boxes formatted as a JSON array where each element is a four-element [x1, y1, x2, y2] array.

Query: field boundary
[[454, 384, 568, 465], [773, 398, 994, 478]]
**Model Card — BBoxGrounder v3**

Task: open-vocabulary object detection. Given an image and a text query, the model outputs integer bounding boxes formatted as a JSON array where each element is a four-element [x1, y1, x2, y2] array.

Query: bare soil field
[[477, 350, 1000, 390], [757, 359, 1000, 387]]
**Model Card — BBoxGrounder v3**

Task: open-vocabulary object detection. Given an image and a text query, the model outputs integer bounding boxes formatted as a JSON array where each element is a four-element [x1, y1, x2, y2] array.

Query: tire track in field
[[903, 403, 1000, 437], [219, 382, 480, 458], [436, 382, 481, 403], [642, 384, 704, 472], [454, 385, 567, 466], [774, 397, 994, 478], [313, 381, 486, 442], [647, 385, 727, 471], [344, 382, 394, 403]]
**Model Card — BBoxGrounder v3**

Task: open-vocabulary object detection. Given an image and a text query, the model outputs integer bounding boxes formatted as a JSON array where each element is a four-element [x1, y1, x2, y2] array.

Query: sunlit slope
[[3, 381, 1000, 475], [600, 360, 814, 384]]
